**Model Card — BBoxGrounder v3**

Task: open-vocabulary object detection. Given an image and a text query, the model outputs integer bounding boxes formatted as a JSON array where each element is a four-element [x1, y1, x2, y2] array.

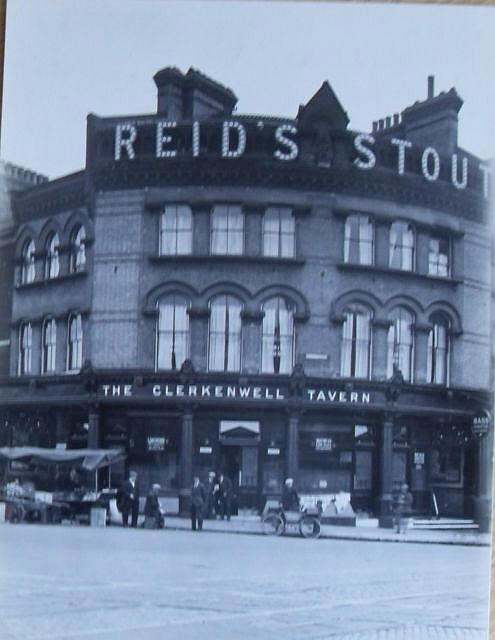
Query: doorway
[[220, 444, 259, 513]]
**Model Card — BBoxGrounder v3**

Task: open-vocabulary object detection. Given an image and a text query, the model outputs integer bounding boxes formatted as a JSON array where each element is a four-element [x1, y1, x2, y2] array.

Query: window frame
[[67, 313, 83, 371], [42, 317, 57, 374], [210, 205, 244, 256], [340, 305, 372, 379], [45, 232, 60, 280], [69, 225, 87, 273], [261, 296, 295, 374], [159, 205, 193, 256], [20, 239, 36, 284], [389, 221, 415, 272], [207, 295, 243, 372], [427, 315, 450, 385], [155, 295, 191, 371], [428, 235, 450, 278], [386, 307, 414, 382], [344, 214, 374, 266], [262, 207, 296, 259], [18, 321, 33, 375]]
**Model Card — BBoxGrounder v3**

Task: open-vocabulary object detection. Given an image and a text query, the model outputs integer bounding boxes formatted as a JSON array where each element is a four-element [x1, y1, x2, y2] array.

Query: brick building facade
[[0, 68, 492, 528]]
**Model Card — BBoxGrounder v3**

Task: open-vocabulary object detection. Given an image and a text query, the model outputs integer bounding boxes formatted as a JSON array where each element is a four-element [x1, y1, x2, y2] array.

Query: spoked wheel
[[262, 513, 284, 536], [299, 515, 321, 539]]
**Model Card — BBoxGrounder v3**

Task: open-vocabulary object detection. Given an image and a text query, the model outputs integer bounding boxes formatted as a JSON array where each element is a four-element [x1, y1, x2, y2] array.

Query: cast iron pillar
[[286, 412, 299, 482], [87, 405, 100, 449], [474, 427, 493, 533], [379, 414, 394, 528], [179, 407, 194, 514]]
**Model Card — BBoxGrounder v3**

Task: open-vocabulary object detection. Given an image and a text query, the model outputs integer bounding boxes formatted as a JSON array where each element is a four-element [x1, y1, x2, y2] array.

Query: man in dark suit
[[281, 477, 300, 512], [217, 473, 233, 521], [118, 470, 140, 528], [191, 475, 206, 531]]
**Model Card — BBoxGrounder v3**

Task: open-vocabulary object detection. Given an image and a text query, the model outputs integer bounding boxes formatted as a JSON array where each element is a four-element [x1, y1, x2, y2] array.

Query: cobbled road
[[0, 524, 490, 640]]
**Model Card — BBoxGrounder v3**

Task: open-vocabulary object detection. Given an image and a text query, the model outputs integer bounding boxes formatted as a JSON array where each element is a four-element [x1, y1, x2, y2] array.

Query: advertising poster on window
[[0, 1, 493, 639]]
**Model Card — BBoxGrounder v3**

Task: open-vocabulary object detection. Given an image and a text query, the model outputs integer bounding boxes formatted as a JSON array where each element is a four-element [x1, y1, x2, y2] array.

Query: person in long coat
[[191, 475, 206, 531], [144, 483, 164, 529], [117, 470, 140, 528], [216, 473, 233, 520]]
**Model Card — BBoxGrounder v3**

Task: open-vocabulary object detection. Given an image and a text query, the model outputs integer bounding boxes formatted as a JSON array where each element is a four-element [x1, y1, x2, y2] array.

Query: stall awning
[[0, 447, 126, 471]]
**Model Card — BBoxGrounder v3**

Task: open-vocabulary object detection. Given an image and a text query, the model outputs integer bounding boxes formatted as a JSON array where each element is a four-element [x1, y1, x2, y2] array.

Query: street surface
[[0, 524, 490, 640]]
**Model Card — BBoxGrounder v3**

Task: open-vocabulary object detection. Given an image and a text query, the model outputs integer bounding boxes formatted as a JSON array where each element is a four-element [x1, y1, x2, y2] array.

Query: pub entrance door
[[219, 444, 259, 514]]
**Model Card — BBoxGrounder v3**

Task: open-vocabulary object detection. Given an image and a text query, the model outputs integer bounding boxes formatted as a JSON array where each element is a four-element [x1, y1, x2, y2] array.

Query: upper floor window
[[387, 307, 414, 382], [261, 297, 295, 374], [45, 233, 60, 279], [42, 318, 57, 374], [18, 322, 33, 375], [389, 221, 414, 271], [156, 295, 190, 370], [21, 239, 36, 284], [341, 306, 372, 378], [159, 205, 192, 256], [428, 236, 450, 277], [263, 208, 295, 258], [208, 295, 242, 372], [211, 205, 243, 255], [427, 316, 450, 385], [70, 226, 86, 273], [67, 313, 83, 371], [344, 215, 373, 265]]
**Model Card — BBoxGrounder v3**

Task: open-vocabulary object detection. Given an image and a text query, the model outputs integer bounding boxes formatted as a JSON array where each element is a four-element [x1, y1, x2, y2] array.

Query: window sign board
[[147, 436, 165, 451], [314, 437, 333, 452]]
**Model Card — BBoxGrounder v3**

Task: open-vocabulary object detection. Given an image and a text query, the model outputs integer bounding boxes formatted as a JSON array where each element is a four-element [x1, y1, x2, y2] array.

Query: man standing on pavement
[[217, 472, 233, 520], [191, 475, 206, 531], [204, 471, 217, 519], [118, 470, 140, 528], [281, 477, 300, 512]]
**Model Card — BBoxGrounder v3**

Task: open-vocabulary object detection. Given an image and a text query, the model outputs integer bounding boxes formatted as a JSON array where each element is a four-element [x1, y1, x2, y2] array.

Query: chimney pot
[[393, 113, 400, 125], [378, 119, 384, 130], [385, 116, 391, 128], [372, 121, 378, 132], [428, 75, 434, 99]]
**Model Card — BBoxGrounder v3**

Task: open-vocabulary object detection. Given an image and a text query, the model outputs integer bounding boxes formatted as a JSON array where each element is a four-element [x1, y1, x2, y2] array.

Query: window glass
[[389, 221, 414, 271], [70, 226, 86, 273], [45, 233, 60, 279], [68, 314, 83, 370], [42, 318, 57, 373], [427, 317, 449, 384], [156, 296, 190, 370], [428, 236, 449, 277], [211, 205, 243, 255], [160, 205, 192, 255], [261, 297, 294, 374], [341, 307, 371, 378], [21, 239, 36, 284], [208, 295, 242, 371], [344, 215, 373, 265], [263, 208, 295, 258], [19, 322, 33, 375], [387, 307, 414, 381]]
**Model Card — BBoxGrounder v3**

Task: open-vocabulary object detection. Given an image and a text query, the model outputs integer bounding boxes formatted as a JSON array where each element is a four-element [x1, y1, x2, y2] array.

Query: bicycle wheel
[[262, 513, 284, 536], [299, 516, 321, 539]]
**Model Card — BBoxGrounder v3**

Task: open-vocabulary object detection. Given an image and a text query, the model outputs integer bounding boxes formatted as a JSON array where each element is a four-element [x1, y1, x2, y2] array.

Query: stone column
[[179, 407, 194, 514], [372, 319, 392, 381], [474, 427, 493, 532], [286, 411, 299, 482], [413, 324, 431, 385], [87, 405, 100, 449], [379, 414, 394, 527]]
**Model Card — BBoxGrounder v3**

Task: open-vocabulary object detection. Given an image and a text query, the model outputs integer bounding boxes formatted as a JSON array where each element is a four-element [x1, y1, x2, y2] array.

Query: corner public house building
[[1, 68, 492, 527]]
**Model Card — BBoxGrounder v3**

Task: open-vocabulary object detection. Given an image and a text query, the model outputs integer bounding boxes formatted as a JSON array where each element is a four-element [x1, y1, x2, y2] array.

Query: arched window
[[341, 306, 372, 378], [45, 233, 60, 279], [211, 205, 244, 255], [42, 318, 57, 374], [67, 313, 83, 371], [344, 214, 373, 265], [21, 239, 36, 284], [159, 205, 192, 255], [208, 295, 242, 371], [18, 322, 32, 375], [156, 295, 190, 370], [70, 226, 86, 273], [427, 316, 450, 384], [263, 208, 295, 258], [389, 221, 414, 271], [261, 297, 295, 374], [387, 307, 414, 381]]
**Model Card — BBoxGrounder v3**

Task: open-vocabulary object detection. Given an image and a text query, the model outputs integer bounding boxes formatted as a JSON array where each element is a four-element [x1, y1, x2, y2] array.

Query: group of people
[[191, 471, 233, 531], [116, 470, 165, 529]]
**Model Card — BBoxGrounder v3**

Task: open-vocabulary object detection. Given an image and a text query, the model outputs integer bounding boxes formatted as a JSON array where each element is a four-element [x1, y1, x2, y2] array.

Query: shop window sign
[[314, 437, 333, 452], [147, 436, 165, 451]]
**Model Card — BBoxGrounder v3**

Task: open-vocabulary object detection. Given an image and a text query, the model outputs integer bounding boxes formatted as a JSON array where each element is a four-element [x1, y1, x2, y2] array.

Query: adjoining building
[[0, 67, 492, 528]]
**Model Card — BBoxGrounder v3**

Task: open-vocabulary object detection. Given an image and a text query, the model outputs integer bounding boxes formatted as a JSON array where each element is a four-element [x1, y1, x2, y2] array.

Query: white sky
[[1, 0, 494, 180]]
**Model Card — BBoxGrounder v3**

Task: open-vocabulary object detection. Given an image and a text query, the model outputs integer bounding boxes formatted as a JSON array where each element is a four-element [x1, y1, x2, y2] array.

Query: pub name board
[[98, 117, 492, 197], [100, 382, 372, 405]]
